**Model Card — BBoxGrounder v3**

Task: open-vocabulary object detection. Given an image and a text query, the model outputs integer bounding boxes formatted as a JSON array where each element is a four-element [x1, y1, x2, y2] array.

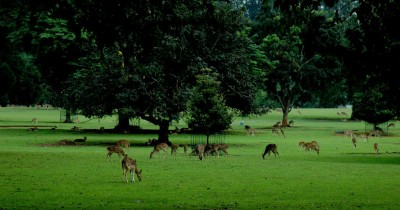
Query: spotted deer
[[303, 141, 320, 155], [121, 154, 142, 183], [204, 143, 229, 158], [107, 145, 126, 161], [374, 143, 379, 155], [149, 143, 168, 159], [115, 139, 130, 150], [262, 143, 279, 159]]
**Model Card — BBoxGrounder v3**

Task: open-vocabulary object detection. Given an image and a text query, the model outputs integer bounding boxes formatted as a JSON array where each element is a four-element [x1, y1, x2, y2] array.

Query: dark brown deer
[[74, 136, 87, 143], [204, 143, 229, 158], [107, 145, 126, 161], [121, 154, 142, 183], [351, 135, 357, 148], [149, 143, 168, 159], [374, 143, 379, 155], [262, 144, 279, 159], [115, 139, 130, 150]]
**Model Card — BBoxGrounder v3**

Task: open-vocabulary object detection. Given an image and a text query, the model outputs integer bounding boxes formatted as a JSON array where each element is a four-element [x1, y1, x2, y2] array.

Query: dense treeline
[[0, 0, 399, 138]]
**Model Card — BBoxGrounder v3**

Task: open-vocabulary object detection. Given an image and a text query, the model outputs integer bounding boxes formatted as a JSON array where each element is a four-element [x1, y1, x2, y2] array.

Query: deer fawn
[[262, 144, 279, 159], [115, 140, 130, 150], [171, 144, 179, 156], [31, 118, 38, 125], [150, 143, 168, 159], [121, 154, 142, 183], [204, 143, 229, 158], [74, 136, 87, 143], [107, 145, 126, 161], [373, 143, 379, 155]]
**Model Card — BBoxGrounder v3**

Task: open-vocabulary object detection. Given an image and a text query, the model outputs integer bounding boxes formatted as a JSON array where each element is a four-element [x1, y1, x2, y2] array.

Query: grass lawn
[[0, 107, 399, 209]]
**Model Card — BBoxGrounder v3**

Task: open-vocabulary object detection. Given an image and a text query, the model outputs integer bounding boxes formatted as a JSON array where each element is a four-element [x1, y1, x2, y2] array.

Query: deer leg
[[130, 170, 135, 183]]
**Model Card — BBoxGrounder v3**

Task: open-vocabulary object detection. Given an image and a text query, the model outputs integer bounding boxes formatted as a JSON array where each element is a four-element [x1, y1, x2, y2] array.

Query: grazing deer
[[171, 144, 179, 156], [351, 135, 357, 148], [368, 129, 382, 138], [262, 144, 279, 159], [74, 136, 87, 143], [244, 125, 256, 136], [388, 123, 395, 128], [115, 140, 130, 150], [183, 144, 188, 156], [373, 143, 379, 155], [121, 154, 142, 183], [149, 143, 168, 159], [195, 144, 206, 161], [204, 143, 229, 158], [107, 145, 126, 161], [31, 118, 38, 125], [303, 141, 320, 155]]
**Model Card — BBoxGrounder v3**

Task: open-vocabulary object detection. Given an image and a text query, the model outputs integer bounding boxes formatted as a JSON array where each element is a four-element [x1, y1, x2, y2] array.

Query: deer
[[74, 136, 87, 143], [121, 154, 142, 183], [149, 143, 168, 159], [31, 118, 38, 125], [358, 133, 368, 142], [343, 130, 354, 138], [115, 140, 130, 150], [298, 141, 306, 150], [303, 141, 320, 155], [183, 144, 188, 156], [204, 143, 229, 158], [244, 125, 256, 136], [262, 144, 279, 159], [171, 144, 179, 156], [373, 143, 379, 155], [107, 145, 126, 161], [351, 135, 357, 148], [388, 123, 395, 128], [368, 129, 382, 138], [195, 144, 206, 161]]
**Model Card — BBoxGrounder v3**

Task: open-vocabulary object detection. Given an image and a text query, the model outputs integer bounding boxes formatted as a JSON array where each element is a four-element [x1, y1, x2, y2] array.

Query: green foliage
[[352, 85, 397, 126], [186, 68, 233, 136]]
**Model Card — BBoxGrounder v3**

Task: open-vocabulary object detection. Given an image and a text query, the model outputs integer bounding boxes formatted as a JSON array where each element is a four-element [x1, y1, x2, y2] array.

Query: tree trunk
[[158, 120, 171, 145], [115, 112, 130, 131], [282, 107, 289, 127], [63, 108, 73, 123]]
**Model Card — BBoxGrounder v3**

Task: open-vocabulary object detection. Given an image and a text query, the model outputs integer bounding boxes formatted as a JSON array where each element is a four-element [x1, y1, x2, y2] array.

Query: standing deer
[[244, 125, 256, 136], [195, 144, 206, 161], [31, 118, 38, 125], [171, 144, 179, 156], [121, 154, 142, 183], [115, 139, 130, 150], [262, 144, 279, 159], [107, 145, 126, 161], [373, 143, 379, 155], [351, 135, 357, 148], [149, 143, 168, 159]]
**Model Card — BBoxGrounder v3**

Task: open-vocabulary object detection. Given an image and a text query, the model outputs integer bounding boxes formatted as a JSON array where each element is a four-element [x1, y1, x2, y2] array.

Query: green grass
[[1, 107, 400, 209]]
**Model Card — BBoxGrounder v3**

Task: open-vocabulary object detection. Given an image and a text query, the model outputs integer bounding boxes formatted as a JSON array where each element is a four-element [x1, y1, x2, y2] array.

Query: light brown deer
[[31, 118, 38, 125], [115, 139, 130, 150], [121, 154, 142, 183], [171, 144, 179, 156], [204, 143, 229, 158], [262, 144, 279, 159], [183, 144, 188, 156], [195, 144, 206, 161], [107, 145, 126, 161], [373, 143, 379, 155], [244, 125, 256, 136], [149, 143, 168, 159], [303, 141, 320, 155]]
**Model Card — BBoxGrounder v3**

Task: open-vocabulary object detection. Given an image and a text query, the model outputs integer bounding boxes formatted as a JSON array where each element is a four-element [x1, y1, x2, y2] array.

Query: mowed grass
[[0, 108, 400, 209]]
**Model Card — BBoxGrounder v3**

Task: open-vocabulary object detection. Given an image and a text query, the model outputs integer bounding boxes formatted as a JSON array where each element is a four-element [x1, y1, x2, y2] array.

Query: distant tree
[[186, 68, 233, 144]]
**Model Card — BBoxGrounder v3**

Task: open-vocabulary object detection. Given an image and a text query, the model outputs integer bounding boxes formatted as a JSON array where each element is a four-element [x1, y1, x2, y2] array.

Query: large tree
[[66, 0, 260, 142]]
